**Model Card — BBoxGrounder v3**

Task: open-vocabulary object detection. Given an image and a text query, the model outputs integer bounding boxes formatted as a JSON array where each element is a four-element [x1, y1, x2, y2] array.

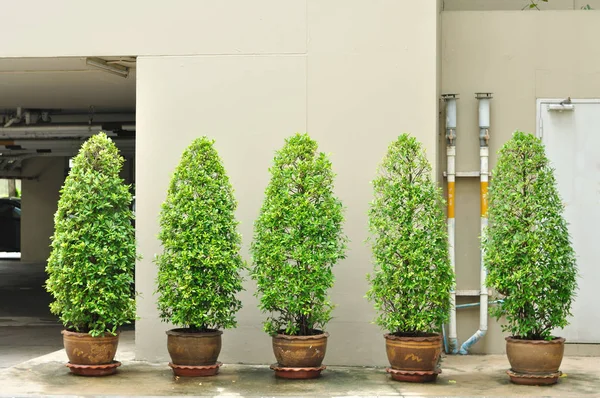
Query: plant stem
[[300, 314, 309, 335]]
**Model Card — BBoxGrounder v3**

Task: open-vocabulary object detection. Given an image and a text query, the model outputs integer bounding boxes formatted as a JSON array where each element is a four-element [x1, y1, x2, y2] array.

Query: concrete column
[[20, 158, 65, 263]]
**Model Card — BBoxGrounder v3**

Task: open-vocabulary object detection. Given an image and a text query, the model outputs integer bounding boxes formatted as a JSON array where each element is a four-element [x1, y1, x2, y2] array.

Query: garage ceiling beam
[[86, 57, 130, 78]]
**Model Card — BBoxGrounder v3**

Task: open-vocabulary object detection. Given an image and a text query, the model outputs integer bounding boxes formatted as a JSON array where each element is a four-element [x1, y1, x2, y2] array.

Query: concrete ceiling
[[0, 57, 136, 177], [0, 57, 135, 110]]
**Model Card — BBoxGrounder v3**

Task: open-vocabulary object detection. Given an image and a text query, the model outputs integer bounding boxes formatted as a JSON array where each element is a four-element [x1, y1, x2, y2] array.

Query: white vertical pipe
[[447, 98, 457, 129], [478, 98, 490, 128], [479, 145, 489, 333], [447, 145, 458, 353], [442, 94, 458, 354], [459, 93, 492, 355]]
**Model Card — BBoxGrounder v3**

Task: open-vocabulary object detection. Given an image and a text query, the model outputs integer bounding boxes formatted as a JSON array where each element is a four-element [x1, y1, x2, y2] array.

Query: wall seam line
[[305, 0, 309, 133]]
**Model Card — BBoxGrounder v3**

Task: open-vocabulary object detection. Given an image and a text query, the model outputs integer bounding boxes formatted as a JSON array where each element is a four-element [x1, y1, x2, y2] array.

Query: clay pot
[[272, 331, 329, 368], [62, 330, 119, 365], [384, 333, 442, 372], [166, 329, 222, 366], [506, 336, 565, 374]]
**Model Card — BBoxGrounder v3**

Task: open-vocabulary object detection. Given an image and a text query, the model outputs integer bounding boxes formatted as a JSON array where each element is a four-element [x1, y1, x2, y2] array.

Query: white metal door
[[537, 99, 600, 343]]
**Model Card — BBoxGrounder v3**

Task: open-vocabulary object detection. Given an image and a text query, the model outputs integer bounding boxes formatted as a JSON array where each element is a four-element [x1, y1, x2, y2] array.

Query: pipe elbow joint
[[458, 329, 487, 355]]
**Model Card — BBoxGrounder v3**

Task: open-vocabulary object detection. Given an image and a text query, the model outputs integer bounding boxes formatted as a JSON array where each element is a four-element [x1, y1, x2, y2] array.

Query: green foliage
[[156, 137, 244, 331], [366, 134, 454, 335], [525, 0, 548, 10], [526, 1, 593, 10], [484, 131, 577, 340], [251, 133, 347, 336], [46, 133, 136, 337]]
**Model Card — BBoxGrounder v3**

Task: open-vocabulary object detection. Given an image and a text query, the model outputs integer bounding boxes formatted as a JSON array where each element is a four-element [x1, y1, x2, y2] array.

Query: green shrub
[[367, 134, 454, 335], [46, 132, 136, 337], [156, 137, 244, 331], [251, 133, 347, 336], [484, 131, 577, 340]]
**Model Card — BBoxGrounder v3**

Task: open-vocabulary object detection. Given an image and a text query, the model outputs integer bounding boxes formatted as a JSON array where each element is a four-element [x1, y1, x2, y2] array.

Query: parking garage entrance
[[0, 56, 136, 367]]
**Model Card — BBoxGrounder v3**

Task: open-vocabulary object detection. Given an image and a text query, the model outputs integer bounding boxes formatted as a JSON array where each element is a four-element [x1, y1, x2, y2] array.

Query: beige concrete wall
[[577, 0, 600, 7], [0, 0, 305, 57], [136, 1, 441, 365], [443, 0, 600, 10], [20, 158, 65, 262], [442, 10, 600, 353], [136, 55, 307, 364]]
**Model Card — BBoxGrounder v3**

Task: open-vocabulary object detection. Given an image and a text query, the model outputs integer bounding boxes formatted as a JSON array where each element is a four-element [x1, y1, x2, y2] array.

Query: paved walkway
[[1, 331, 600, 397], [0, 261, 63, 368], [2, 261, 599, 396]]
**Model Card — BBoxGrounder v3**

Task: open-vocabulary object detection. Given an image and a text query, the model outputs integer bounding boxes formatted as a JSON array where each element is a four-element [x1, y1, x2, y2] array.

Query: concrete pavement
[[0, 260, 63, 369], [0, 324, 63, 369], [0, 261, 53, 319], [2, 330, 600, 397], [2, 261, 600, 396]]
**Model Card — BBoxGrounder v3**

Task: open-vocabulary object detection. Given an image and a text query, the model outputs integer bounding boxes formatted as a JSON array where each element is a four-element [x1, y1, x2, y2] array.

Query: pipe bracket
[[479, 128, 490, 147], [446, 128, 456, 145]]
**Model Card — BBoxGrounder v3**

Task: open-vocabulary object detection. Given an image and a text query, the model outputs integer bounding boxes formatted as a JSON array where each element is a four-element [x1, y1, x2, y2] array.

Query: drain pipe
[[3, 107, 23, 128], [459, 92, 492, 355], [442, 94, 458, 354]]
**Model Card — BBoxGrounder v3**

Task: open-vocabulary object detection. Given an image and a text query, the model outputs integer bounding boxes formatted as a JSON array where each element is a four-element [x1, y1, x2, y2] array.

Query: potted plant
[[156, 137, 244, 377], [45, 132, 136, 376], [251, 133, 347, 379], [366, 134, 454, 383], [484, 131, 577, 385]]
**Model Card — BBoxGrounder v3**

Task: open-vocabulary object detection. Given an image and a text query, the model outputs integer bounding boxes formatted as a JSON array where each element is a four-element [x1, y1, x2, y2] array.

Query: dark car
[[0, 197, 21, 252]]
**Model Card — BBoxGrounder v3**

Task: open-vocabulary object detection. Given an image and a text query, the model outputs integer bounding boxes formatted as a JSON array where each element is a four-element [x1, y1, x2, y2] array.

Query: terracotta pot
[[272, 331, 329, 368], [506, 336, 565, 374], [166, 329, 222, 366], [62, 330, 119, 365], [384, 333, 442, 372]]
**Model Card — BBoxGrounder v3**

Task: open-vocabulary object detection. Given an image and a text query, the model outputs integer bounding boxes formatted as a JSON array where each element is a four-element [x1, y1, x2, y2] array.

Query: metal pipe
[[456, 299, 503, 309], [0, 125, 102, 132], [442, 323, 448, 354], [3, 107, 23, 128], [6, 139, 134, 149], [24, 111, 33, 125], [0, 113, 136, 124], [442, 93, 459, 354], [0, 147, 135, 161], [459, 92, 492, 355], [0, 124, 135, 139], [0, 140, 134, 155], [7, 160, 19, 171]]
